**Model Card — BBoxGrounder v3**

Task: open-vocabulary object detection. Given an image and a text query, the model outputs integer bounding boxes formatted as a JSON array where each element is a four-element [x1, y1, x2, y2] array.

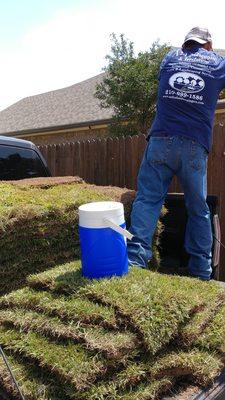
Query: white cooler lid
[[79, 201, 125, 228]]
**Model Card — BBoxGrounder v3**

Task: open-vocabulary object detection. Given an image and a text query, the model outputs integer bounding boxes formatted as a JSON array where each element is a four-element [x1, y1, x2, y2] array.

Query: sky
[[0, 0, 225, 111]]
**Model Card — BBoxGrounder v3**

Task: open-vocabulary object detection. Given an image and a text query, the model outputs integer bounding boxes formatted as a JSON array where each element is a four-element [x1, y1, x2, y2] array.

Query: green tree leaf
[[95, 34, 171, 137]]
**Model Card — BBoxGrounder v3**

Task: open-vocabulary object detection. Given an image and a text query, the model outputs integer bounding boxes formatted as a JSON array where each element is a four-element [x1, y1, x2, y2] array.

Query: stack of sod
[[0, 177, 166, 295], [0, 261, 225, 399]]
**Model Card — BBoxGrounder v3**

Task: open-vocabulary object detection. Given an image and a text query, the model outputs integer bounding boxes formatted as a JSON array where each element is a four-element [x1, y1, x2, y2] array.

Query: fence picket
[[106, 137, 114, 185], [119, 136, 125, 188], [73, 141, 80, 177], [124, 136, 133, 189]]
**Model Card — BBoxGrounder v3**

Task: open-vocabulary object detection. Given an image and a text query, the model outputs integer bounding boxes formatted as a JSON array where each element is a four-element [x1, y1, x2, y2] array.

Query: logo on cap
[[169, 72, 205, 93]]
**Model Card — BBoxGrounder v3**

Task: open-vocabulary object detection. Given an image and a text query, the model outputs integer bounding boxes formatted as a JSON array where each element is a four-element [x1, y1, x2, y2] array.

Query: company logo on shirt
[[169, 72, 205, 93]]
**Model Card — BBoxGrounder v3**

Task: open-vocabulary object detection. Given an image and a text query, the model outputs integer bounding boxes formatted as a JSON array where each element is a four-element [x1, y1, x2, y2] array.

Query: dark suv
[[0, 136, 51, 180]]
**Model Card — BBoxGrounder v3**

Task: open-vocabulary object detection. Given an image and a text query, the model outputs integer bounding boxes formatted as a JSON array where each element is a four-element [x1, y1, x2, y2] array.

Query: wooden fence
[[39, 135, 147, 189], [39, 124, 225, 280]]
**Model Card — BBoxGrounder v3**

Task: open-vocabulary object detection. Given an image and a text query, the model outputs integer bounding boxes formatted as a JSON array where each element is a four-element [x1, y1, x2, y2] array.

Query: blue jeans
[[127, 135, 212, 280]]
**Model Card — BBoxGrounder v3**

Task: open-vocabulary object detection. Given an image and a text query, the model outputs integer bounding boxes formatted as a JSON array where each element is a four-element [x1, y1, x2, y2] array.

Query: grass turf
[[1, 262, 225, 399], [0, 182, 110, 295], [0, 181, 165, 295], [179, 292, 225, 346], [194, 304, 225, 355], [79, 378, 174, 400], [1, 178, 225, 399], [0, 284, 118, 328], [0, 351, 70, 400], [0, 261, 224, 400], [79, 267, 224, 355], [26, 261, 225, 354], [75, 349, 222, 399], [0, 349, 173, 400], [26, 260, 89, 294], [0, 325, 107, 392], [0, 308, 138, 360]]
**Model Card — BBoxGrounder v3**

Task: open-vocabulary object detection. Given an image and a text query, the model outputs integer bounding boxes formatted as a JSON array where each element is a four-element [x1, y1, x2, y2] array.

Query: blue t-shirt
[[149, 47, 225, 151]]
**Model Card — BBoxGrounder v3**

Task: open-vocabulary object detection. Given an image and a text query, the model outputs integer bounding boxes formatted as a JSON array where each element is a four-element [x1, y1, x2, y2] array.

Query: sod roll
[[0, 178, 166, 295]]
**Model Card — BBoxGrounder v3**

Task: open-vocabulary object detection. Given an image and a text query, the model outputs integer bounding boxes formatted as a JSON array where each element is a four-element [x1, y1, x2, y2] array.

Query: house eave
[[2, 117, 115, 138]]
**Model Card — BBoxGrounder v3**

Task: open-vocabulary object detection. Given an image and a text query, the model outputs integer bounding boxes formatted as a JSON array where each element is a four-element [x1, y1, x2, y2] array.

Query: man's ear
[[203, 42, 213, 51]]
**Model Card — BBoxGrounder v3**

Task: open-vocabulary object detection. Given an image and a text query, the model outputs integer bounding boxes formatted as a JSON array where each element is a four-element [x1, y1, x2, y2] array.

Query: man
[[127, 27, 225, 281]]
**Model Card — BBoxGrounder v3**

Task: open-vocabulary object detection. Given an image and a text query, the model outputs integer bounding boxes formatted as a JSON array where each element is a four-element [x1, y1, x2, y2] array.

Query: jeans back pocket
[[147, 137, 173, 165]]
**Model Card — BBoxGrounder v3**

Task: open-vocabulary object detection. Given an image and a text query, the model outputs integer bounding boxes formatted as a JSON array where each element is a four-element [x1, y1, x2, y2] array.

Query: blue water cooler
[[79, 201, 131, 279]]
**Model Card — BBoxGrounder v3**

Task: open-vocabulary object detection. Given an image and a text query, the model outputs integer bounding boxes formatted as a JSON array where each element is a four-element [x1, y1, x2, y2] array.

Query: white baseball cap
[[183, 27, 212, 45]]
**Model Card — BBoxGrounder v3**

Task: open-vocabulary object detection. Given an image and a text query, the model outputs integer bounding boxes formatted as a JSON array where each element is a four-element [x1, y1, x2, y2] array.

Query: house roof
[[0, 73, 114, 136]]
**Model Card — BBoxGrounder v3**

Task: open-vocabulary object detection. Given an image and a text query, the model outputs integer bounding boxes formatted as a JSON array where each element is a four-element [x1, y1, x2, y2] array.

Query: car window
[[0, 145, 49, 180]]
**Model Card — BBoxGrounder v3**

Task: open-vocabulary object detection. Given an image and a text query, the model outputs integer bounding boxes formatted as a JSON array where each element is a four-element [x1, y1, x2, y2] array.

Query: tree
[[95, 33, 171, 137]]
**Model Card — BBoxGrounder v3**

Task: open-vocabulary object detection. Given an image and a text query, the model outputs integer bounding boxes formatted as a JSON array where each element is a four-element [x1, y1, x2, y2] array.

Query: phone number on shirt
[[165, 90, 203, 101]]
